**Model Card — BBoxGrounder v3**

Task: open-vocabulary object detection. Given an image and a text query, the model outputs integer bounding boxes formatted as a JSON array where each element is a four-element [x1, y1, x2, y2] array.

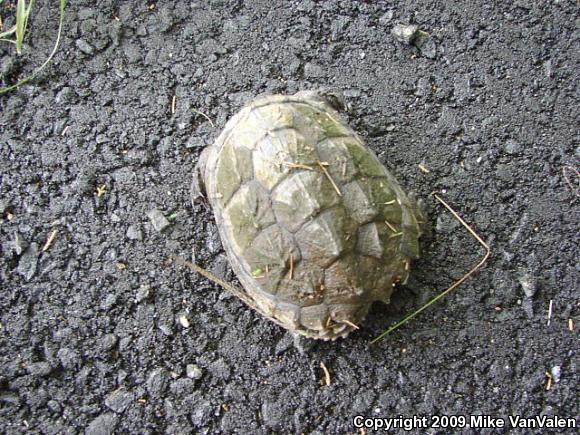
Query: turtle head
[[294, 89, 348, 113]]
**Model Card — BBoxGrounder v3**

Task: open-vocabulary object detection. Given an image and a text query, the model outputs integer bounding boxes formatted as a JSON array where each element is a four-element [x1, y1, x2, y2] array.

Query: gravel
[[0, 1, 577, 433]]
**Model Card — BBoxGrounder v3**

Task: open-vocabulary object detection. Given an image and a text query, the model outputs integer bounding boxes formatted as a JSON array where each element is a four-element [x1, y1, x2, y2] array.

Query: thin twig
[[171, 255, 253, 306], [281, 161, 314, 171], [191, 108, 215, 127], [42, 229, 58, 252], [318, 161, 342, 196], [170, 255, 290, 331], [371, 192, 491, 343]]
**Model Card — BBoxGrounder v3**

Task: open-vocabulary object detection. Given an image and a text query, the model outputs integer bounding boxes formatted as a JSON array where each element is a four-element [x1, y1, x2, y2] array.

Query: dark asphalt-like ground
[[1, 1, 578, 434]]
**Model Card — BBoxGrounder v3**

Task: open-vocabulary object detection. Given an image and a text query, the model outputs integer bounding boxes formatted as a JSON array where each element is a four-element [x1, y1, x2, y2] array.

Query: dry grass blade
[[547, 299, 553, 326], [418, 163, 430, 173], [545, 371, 553, 391], [42, 229, 58, 252], [317, 161, 342, 196], [320, 362, 331, 386], [562, 165, 580, 197], [371, 192, 491, 343], [191, 108, 215, 127], [384, 220, 398, 233], [171, 255, 252, 305], [342, 319, 360, 330], [281, 161, 314, 171], [170, 255, 290, 331]]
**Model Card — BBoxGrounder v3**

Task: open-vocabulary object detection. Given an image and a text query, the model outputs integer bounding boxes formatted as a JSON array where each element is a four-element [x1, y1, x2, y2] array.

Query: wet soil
[[0, 1, 578, 434]]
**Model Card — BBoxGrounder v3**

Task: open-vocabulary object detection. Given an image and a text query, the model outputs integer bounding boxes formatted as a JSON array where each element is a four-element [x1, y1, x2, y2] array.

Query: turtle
[[192, 90, 423, 340]]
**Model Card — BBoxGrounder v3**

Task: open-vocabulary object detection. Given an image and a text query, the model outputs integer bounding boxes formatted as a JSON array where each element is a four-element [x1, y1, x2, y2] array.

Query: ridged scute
[[204, 94, 422, 340]]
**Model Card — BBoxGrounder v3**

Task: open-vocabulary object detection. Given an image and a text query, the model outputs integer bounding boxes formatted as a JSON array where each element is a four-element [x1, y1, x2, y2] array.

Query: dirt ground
[[1, 1, 578, 434]]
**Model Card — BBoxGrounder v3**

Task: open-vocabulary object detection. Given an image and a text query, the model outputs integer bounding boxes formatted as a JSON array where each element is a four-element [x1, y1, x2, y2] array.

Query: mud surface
[[1, 1, 578, 434]]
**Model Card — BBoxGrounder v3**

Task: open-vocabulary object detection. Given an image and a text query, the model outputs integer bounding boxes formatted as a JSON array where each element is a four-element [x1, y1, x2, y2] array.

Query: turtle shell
[[201, 93, 422, 340]]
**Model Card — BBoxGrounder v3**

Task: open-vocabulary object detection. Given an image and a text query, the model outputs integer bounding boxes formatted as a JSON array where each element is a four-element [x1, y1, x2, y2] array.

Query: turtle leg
[[191, 146, 213, 206]]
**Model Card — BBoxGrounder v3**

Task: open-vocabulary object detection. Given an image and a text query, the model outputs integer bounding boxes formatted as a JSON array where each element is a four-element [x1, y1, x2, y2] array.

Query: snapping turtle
[[193, 91, 423, 340]]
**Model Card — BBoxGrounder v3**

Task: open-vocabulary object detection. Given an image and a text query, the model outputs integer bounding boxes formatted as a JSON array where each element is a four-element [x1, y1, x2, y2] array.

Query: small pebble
[[98, 334, 118, 352], [415, 77, 431, 97], [56, 347, 80, 371], [191, 400, 213, 427], [379, 10, 394, 25], [518, 272, 537, 298], [17, 243, 39, 281], [105, 390, 134, 413], [208, 358, 230, 380], [135, 285, 151, 303], [147, 368, 169, 398], [147, 209, 170, 232], [330, 16, 349, 41], [101, 294, 117, 311], [391, 24, 419, 45], [304, 62, 324, 78], [27, 362, 52, 377], [86, 413, 118, 435], [126, 224, 143, 241], [504, 139, 521, 155], [170, 378, 195, 396], [178, 315, 190, 328], [158, 324, 173, 336], [12, 232, 27, 256], [551, 366, 561, 383], [47, 400, 61, 413], [76, 39, 95, 55], [414, 32, 437, 59], [186, 364, 203, 380]]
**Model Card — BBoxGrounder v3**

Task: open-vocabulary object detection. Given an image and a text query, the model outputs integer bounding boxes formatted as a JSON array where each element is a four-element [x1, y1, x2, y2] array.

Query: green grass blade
[[0, 0, 66, 94], [15, 0, 34, 55], [15, 0, 25, 54], [0, 25, 17, 39]]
